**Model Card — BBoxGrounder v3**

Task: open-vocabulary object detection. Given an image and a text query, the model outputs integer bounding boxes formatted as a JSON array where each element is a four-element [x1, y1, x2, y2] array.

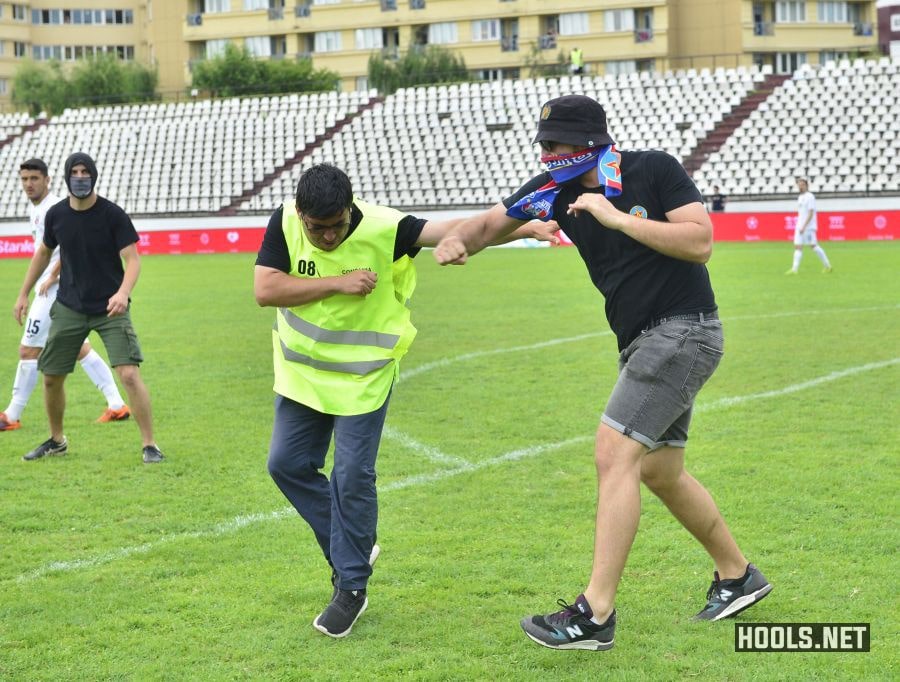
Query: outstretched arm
[[431, 203, 536, 265]]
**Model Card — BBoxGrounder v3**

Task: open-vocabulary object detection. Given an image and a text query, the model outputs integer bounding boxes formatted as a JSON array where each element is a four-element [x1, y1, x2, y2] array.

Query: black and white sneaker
[[331, 543, 381, 600], [694, 563, 772, 621], [142, 445, 165, 464], [22, 437, 68, 461], [313, 588, 368, 638], [521, 595, 616, 651]]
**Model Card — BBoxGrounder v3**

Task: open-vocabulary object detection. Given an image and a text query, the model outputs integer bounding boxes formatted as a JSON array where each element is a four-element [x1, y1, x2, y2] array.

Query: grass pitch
[[0, 242, 897, 681]]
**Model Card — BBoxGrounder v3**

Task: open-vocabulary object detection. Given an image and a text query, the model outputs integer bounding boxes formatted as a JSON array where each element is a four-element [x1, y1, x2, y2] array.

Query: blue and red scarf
[[506, 145, 622, 221]]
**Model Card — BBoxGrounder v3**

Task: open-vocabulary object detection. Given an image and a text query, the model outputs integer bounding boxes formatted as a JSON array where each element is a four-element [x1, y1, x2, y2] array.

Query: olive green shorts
[[38, 300, 144, 375]]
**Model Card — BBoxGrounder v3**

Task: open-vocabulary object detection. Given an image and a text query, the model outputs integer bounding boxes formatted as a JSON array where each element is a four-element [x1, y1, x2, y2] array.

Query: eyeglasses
[[301, 214, 351, 233]]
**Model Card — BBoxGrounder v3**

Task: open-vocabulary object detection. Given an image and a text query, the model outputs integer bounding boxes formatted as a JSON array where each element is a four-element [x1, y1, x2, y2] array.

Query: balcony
[[501, 36, 518, 52], [754, 21, 774, 36], [539, 33, 557, 50], [187, 13, 202, 27], [410, 0, 425, 9], [381, 0, 397, 11], [295, 5, 311, 17], [268, 7, 284, 21], [634, 28, 653, 43], [853, 22, 873, 37]]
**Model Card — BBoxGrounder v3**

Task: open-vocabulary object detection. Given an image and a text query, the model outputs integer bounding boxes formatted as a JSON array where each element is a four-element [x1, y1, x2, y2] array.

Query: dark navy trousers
[[267, 393, 389, 591]]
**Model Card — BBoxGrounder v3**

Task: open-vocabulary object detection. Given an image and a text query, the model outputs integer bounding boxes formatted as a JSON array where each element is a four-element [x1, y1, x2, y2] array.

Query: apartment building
[[0, 0, 881, 108]]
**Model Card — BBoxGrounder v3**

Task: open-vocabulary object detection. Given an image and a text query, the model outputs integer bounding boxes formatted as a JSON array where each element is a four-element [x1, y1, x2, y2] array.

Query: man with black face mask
[[13, 152, 166, 464]]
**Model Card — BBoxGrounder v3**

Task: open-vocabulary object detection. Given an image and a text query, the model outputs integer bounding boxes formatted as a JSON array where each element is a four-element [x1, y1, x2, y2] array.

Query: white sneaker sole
[[522, 628, 614, 651], [712, 583, 773, 621]]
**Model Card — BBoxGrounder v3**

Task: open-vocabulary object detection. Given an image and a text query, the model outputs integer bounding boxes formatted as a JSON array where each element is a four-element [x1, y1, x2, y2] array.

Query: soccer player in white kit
[[786, 177, 832, 275], [0, 158, 129, 432]]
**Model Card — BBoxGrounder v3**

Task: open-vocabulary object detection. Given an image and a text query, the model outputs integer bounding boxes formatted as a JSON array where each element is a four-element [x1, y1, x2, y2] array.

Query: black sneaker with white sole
[[313, 588, 368, 638], [694, 563, 772, 621], [22, 437, 68, 461], [142, 445, 165, 464], [521, 595, 616, 651]]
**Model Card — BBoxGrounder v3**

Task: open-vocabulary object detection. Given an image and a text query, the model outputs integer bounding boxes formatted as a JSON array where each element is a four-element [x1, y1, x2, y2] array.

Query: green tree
[[368, 45, 468, 95], [191, 43, 339, 97], [11, 60, 71, 116]]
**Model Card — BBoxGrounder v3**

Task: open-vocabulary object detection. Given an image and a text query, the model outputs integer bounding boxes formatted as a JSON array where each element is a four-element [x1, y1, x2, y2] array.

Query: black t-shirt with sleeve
[[43, 196, 140, 315], [255, 202, 426, 272], [504, 150, 716, 350]]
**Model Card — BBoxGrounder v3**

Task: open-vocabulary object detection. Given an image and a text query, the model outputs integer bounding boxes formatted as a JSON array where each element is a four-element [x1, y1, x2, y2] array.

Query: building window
[[817, 1, 848, 23], [244, 0, 269, 9], [472, 19, 500, 42], [355, 28, 383, 50], [559, 12, 589, 35], [775, 51, 806, 73], [15, 42, 27, 57], [775, 1, 806, 23], [205, 0, 230, 11], [0, 79, 7, 95], [206, 39, 229, 58], [603, 9, 634, 32], [428, 22, 458, 44], [315, 31, 342, 52], [892, 14, 900, 32], [245, 36, 272, 56], [13, 4, 27, 21], [820, 50, 849, 64], [606, 59, 637, 76]]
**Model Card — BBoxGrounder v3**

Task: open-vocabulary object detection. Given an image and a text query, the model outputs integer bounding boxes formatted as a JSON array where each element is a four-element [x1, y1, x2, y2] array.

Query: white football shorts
[[21, 285, 58, 347], [793, 227, 818, 247]]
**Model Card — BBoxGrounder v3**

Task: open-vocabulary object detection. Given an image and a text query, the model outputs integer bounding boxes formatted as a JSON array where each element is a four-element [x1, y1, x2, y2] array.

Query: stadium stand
[[0, 58, 898, 219]]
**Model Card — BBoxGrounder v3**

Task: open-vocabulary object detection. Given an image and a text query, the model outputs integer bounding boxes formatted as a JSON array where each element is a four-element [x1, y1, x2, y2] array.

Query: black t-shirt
[[255, 202, 426, 272], [43, 196, 139, 315], [504, 150, 716, 350], [710, 193, 726, 212]]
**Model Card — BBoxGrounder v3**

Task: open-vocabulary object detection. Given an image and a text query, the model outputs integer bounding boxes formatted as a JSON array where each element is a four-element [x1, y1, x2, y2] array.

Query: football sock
[[6, 359, 39, 421], [791, 250, 802, 271], [812, 246, 831, 268], [79, 350, 125, 409]]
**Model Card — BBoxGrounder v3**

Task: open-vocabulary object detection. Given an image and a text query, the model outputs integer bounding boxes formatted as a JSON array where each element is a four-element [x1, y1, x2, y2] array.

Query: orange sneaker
[[0, 411, 22, 431], [97, 405, 131, 423]]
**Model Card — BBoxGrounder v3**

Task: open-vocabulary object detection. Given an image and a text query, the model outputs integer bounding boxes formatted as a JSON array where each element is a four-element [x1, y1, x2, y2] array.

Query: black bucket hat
[[532, 95, 615, 148]]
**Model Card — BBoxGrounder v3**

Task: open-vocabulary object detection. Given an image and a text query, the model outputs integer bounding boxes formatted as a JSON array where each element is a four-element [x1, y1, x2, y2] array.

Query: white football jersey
[[29, 192, 63, 292], [796, 191, 817, 232]]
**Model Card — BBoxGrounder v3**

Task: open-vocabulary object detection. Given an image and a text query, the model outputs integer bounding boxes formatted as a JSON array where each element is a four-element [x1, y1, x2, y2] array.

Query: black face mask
[[69, 176, 93, 199]]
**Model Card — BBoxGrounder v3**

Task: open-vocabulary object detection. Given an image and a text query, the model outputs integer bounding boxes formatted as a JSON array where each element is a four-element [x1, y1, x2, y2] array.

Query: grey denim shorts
[[601, 316, 724, 450]]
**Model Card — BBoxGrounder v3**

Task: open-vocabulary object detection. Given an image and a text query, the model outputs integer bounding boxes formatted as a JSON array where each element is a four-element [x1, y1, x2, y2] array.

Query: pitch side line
[[13, 357, 897, 584], [382, 424, 469, 468], [401, 304, 899, 382]]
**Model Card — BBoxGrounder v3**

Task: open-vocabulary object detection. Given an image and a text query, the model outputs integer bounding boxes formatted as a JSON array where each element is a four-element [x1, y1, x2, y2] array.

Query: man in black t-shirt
[[434, 95, 771, 650], [13, 152, 165, 464], [708, 185, 727, 212], [255, 163, 557, 639]]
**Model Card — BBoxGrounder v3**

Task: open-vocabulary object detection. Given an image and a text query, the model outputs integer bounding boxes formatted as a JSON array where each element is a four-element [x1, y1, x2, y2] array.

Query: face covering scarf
[[506, 145, 622, 221], [69, 177, 93, 199]]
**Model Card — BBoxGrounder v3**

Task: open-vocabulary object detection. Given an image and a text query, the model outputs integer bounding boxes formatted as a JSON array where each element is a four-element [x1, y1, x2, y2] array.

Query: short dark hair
[[295, 164, 353, 218], [20, 158, 48, 176]]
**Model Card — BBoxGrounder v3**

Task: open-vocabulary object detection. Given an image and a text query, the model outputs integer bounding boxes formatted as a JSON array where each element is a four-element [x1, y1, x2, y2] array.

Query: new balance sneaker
[[694, 563, 772, 621], [520, 595, 616, 651], [313, 588, 368, 638], [96, 405, 131, 423], [331, 543, 381, 600], [23, 437, 68, 461], [142, 445, 165, 464], [0, 412, 22, 431]]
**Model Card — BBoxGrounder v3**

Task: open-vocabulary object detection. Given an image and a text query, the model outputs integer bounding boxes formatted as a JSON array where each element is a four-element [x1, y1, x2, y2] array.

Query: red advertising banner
[[0, 211, 896, 259]]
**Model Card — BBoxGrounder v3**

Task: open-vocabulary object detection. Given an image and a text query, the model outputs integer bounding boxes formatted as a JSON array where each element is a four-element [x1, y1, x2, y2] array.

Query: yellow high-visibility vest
[[272, 199, 417, 415]]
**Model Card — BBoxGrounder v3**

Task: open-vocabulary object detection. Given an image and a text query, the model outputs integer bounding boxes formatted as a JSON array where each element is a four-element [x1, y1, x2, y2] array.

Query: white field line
[[382, 424, 470, 468], [14, 354, 897, 584], [401, 305, 898, 382]]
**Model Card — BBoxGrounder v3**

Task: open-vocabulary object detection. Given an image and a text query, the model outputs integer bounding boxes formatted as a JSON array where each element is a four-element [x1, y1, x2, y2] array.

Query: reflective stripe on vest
[[279, 338, 392, 375], [279, 306, 400, 350]]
